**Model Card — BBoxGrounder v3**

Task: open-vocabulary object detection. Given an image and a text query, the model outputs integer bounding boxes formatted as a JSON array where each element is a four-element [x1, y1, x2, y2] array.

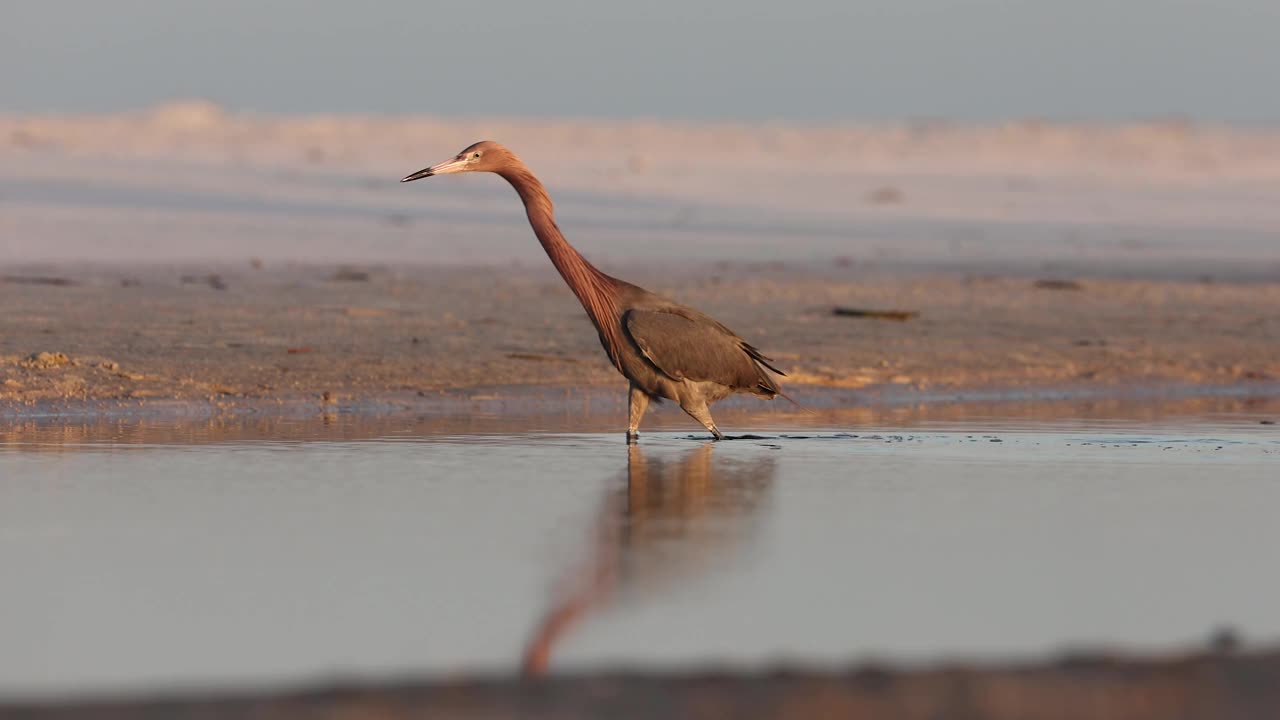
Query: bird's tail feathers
[[754, 374, 816, 415], [775, 386, 817, 415]]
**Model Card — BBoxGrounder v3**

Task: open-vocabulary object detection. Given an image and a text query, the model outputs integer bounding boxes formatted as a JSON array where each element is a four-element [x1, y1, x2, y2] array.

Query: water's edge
[[3, 380, 1279, 423]]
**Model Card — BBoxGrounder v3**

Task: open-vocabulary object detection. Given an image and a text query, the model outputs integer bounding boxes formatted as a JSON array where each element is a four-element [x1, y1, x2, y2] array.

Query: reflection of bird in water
[[402, 142, 789, 441], [521, 443, 775, 675]]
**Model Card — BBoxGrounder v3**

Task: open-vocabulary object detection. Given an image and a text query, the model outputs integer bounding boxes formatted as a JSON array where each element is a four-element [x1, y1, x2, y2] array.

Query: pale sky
[[3, 0, 1278, 122]]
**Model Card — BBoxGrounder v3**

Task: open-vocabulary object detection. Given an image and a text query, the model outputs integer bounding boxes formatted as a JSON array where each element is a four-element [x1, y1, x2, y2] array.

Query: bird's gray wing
[[668, 306, 786, 377], [624, 309, 781, 392]]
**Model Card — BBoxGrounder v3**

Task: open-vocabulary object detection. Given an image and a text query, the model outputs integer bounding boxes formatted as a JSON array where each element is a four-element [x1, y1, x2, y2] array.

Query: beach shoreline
[[3, 265, 1277, 421]]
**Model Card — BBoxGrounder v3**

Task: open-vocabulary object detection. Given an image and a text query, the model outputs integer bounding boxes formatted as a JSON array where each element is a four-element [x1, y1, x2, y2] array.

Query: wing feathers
[[623, 309, 782, 393]]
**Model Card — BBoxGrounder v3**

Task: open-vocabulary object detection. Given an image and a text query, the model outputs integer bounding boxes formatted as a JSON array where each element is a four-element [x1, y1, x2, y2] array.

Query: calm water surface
[[2, 418, 1278, 699]]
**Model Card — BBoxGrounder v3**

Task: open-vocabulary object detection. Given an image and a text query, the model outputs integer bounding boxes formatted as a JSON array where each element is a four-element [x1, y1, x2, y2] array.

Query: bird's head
[[401, 140, 514, 182]]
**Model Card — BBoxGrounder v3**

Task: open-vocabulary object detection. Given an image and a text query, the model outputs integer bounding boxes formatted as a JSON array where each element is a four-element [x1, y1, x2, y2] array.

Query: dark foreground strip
[[5, 648, 1280, 720]]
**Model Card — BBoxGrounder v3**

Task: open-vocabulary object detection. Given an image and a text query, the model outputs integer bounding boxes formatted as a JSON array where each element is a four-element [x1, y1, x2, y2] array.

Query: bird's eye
[[472, 152, 482, 159]]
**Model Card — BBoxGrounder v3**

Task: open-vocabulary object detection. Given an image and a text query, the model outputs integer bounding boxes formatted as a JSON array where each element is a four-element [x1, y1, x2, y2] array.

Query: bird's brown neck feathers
[[497, 162, 627, 368]]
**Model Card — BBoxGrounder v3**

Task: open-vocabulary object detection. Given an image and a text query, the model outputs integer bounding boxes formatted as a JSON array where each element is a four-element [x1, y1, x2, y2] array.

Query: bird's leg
[[681, 400, 725, 441], [627, 384, 650, 443]]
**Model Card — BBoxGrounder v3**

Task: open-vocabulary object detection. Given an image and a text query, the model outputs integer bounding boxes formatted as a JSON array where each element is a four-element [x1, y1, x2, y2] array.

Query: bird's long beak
[[401, 157, 467, 182]]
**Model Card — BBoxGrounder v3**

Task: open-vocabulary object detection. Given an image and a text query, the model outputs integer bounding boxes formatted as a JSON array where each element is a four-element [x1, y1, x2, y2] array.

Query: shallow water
[[2, 418, 1278, 699]]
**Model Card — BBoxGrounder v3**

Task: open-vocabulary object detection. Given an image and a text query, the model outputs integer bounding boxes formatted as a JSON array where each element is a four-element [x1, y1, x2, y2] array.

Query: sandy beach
[[1, 263, 1278, 416], [5, 104, 1280, 274], [3, 104, 1279, 417]]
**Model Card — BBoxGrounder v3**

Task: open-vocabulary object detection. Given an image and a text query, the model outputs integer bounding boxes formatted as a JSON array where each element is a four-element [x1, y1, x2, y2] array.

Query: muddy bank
[[2, 265, 1277, 415], [7, 646, 1278, 720]]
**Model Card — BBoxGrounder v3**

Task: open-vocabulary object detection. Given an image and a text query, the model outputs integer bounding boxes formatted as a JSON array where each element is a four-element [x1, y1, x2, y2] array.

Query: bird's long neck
[[498, 162, 626, 364]]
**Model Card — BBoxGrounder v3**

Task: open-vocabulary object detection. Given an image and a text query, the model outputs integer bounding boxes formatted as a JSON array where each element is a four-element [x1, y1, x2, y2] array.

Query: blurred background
[[3, 0, 1279, 275], [5, 0, 1280, 121]]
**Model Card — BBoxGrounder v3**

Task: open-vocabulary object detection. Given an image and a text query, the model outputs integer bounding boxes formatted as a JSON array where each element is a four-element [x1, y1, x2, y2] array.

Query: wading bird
[[402, 141, 786, 440]]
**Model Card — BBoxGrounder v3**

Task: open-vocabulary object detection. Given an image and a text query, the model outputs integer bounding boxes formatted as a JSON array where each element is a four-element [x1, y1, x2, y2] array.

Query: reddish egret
[[402, 141, 786, 440]]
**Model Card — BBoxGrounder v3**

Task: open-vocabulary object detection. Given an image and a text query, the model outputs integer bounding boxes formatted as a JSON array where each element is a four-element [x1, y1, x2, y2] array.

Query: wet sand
[[2, 265, 1278, 416]]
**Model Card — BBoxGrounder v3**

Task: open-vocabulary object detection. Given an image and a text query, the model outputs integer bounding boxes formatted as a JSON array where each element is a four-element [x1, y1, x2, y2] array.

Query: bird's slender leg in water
[[682, 400, 724, 441], [627, 383, 650, 443]]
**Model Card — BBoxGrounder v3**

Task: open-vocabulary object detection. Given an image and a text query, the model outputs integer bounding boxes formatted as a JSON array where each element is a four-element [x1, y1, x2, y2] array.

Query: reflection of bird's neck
[[499, 162, 625, 362]]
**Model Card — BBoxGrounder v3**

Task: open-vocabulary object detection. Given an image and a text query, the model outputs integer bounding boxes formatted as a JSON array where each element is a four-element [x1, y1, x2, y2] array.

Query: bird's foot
[[626, 430, 639, 444]]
